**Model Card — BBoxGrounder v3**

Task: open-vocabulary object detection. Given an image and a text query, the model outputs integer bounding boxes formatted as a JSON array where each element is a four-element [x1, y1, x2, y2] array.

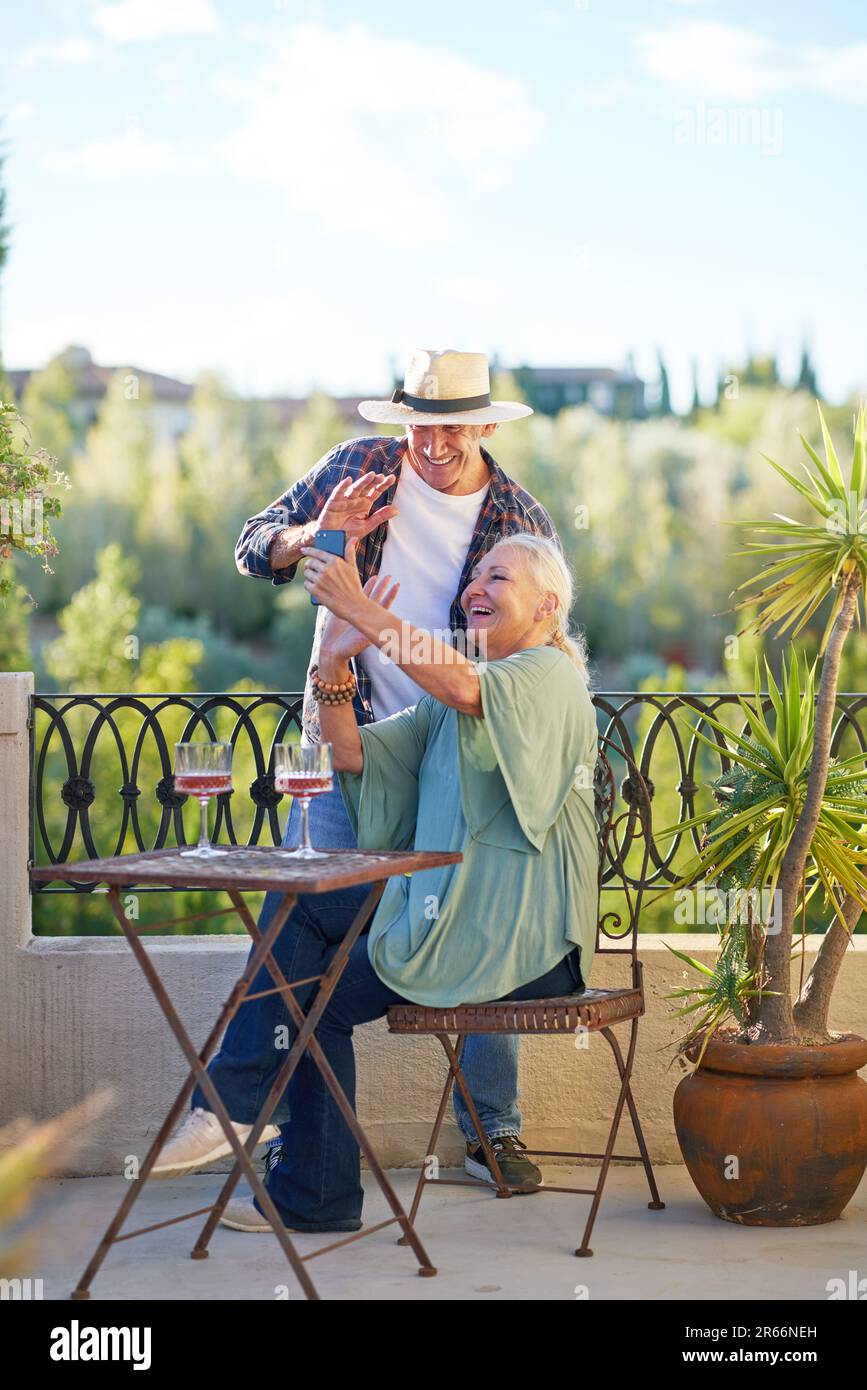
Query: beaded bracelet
[[310, 664, 357, 705]]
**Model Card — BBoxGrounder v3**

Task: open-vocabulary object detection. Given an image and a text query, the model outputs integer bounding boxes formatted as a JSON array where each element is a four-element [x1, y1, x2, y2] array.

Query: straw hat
[[358, 349, 533, 426]]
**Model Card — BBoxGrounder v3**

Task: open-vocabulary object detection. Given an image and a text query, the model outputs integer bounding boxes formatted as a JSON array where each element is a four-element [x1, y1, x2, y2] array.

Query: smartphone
[[310, 528, 346, 606]]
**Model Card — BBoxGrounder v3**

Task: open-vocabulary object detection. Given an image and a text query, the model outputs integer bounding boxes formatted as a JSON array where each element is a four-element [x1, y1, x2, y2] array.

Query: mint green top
[[338, 645, 599, 1007]]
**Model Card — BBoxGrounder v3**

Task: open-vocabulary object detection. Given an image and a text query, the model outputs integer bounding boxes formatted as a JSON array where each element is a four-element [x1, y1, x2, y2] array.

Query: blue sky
[[2, 0, 866, 410]]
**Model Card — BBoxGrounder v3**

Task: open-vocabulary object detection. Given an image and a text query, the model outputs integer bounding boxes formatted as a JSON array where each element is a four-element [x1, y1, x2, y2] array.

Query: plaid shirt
[[236, 434, 559, 742]]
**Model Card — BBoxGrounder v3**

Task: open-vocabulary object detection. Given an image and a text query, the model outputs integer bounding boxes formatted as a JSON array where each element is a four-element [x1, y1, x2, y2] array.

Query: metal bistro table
[[31, 844, 463, 1302]]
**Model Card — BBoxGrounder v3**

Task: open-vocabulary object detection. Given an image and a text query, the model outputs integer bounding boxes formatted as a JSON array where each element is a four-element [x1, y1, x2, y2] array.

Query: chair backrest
[[592, 734, 653, 972]]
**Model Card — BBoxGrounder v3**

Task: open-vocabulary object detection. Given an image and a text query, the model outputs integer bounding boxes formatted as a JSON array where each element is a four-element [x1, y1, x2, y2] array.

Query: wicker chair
[[387, 734, 665, 1257]]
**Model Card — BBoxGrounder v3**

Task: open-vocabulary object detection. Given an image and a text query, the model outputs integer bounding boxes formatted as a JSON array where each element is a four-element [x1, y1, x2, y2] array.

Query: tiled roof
[[5, 359, 193, 403]]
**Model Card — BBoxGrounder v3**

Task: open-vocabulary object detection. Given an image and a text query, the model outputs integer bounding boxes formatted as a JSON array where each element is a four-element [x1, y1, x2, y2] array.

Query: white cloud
[[438, 274, 502, 307], [636, 20, 867, 105], [41, 20, 542, 249], [92, 0, 222, 43], [216, 22, 544, 249], [46, 130, 208, 178], [14, 36, 106, 73], [574, 77, 634, 109], [6, 101, 37, 126], [636, 22, 789, 102], [804, 42, 867, 105]]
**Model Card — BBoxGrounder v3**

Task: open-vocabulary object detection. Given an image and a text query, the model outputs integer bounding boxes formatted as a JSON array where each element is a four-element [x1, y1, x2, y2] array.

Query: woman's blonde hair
[[487, 533, 592, 688]]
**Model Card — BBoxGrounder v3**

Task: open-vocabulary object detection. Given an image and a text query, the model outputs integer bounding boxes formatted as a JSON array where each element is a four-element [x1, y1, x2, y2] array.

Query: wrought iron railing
[[30, 692, 302, 892], [29, 689, 867, 895]]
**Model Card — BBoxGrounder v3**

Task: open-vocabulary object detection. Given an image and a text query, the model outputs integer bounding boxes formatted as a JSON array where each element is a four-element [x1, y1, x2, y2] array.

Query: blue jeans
[[193, 785, 535, 1145], [254, 907, 582, 1228], [198, 872, 583, 1223]]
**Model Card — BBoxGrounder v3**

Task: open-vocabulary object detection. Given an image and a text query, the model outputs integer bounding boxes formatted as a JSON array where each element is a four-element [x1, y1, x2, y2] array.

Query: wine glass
[[174, 742, 232, 858], [275, 743, 333, 859]]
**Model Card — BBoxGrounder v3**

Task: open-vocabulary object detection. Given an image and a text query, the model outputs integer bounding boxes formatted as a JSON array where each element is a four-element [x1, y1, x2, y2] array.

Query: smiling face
[[405, 421, 498, 495], [461, 541, 558, 660]]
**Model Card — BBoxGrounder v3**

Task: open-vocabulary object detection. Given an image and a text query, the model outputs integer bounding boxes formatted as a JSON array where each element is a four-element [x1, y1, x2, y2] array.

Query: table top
[[30, 845, 463, 894]]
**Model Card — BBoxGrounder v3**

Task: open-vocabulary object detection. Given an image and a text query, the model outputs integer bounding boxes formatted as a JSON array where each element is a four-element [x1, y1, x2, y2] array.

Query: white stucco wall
[[2, 671, 865, 1177]]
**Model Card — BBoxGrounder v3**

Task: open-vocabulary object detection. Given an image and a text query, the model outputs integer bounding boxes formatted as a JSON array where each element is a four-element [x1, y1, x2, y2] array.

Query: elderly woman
[[220, 532, 599, 1233]]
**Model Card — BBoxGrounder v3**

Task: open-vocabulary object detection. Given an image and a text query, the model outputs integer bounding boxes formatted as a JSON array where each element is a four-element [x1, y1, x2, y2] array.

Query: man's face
[[405, 421, 497, 493]]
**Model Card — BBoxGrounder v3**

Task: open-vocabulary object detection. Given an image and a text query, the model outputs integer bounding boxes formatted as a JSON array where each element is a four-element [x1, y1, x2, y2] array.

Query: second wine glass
[[274, 743, 333, 859]]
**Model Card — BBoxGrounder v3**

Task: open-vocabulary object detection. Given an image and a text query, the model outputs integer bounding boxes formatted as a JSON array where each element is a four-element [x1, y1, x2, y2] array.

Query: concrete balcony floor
[[31, 1164, 867, 1301]]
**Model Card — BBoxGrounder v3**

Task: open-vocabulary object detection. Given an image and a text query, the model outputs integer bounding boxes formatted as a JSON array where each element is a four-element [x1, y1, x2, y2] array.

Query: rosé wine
[[174, 773, 232, 797], [275, 774, 333, 799]]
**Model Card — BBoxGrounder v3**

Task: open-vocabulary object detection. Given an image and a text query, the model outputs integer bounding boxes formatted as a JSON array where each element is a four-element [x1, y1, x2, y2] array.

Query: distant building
[[6, 346, 368, 444], [6, 345, 195, 445], [510, 364, 646, 419], [7, 347, 647, 443]]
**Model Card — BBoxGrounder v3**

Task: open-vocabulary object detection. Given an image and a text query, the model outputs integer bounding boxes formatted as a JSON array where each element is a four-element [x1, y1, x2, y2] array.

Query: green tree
[[742, 353, 779, 387], [278, 390, 355, 485], [689, 358, 701, 416], [795, 342, 818, 396], [173, 374, 275, 638], [20, 354, 77, 465], [43, 542, 201, 691], [0, 569, 29, 669], [656, 350, 672, 416], [76, 368, 154, 514], [29, 370, 155, 612]]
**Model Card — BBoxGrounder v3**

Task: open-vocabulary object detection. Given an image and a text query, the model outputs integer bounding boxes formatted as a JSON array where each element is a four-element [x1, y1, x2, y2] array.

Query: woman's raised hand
[[301, 536, 364, 617], [318, 571, 401, 662]]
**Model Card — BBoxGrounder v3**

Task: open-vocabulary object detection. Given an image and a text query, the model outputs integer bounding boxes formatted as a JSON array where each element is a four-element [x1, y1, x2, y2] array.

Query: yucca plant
[[664, 927, 767, 1066], [655, 651, 867, 1054], [656, 403, 867, 1046]]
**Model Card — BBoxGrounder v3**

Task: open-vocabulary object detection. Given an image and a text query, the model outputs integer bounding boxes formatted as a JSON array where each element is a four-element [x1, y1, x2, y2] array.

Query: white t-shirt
[[358, 458, 489, 720]]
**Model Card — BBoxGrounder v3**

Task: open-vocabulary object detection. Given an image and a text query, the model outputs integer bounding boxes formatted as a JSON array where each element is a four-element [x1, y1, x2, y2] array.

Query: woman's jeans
[[193, 786, 530, 1145], [197, 867, 583, 1228]]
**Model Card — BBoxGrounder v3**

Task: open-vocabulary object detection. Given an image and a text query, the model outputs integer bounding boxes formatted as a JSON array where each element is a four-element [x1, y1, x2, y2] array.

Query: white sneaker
[[218, 1197, 362, 1234], [151, 1108, 279, 1179], [219, 1197, 283, 1232]]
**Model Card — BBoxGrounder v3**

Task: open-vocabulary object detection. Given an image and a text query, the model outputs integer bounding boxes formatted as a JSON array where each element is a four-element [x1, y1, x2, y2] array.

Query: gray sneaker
[[465, 1135, 543, 1193]]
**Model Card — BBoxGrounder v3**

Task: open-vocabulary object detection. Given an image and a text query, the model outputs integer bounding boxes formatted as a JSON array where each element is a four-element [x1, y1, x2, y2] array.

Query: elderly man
[[154, 349, 563, 1228]]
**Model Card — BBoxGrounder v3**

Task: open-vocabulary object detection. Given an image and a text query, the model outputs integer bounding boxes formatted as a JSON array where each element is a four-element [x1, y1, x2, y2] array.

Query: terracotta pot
[[673, 1031, 867, 1226]]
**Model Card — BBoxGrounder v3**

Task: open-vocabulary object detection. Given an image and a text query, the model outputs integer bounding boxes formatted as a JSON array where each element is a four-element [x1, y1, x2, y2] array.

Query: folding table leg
[[192, 884, 438, 1278], [70, 888, 320, 1301], [192, 882, 384, 1254]]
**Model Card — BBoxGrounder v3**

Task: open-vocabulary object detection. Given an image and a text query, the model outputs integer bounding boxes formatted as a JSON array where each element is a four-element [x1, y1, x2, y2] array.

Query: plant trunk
[[744, 911, 766, 1028], [793, 892, 864, 1039], [756, 577, 859, 1042]]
